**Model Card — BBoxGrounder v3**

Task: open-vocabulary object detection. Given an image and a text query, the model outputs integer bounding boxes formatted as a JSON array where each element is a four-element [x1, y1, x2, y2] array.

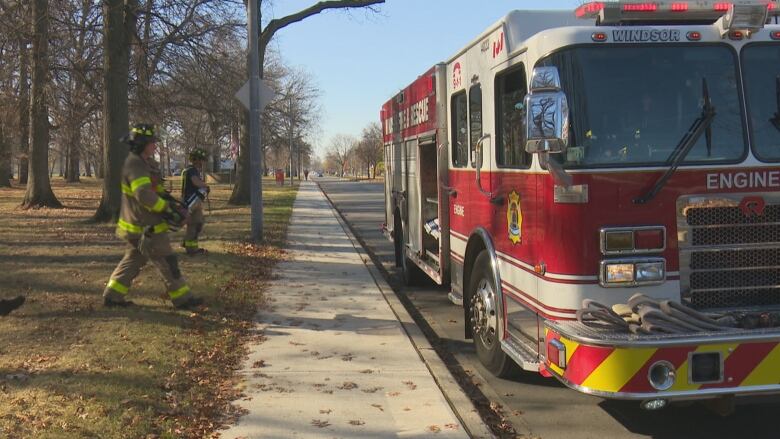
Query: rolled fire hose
[[577, 294, 740, 335]]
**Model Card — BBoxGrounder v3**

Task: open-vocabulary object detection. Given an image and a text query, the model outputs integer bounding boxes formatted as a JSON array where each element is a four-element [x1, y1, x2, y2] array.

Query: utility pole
[[248, 0, 263, 241]]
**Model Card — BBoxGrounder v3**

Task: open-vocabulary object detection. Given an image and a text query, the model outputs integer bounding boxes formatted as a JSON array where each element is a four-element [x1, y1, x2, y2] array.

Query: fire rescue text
[[383, 97, 430, 136]]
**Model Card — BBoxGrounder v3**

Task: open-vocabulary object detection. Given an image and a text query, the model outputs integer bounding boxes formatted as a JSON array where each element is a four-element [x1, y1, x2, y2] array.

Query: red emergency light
[[575, 1, 779, 20], [687, 30, 703, 40], [714, 2, 732, 11], [575, 2, 606, 18], [623, 2, 658, 11]]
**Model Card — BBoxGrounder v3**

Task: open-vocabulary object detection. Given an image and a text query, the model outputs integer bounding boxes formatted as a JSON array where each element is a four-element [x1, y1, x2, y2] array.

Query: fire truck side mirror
[[525, 67, 569, 155]]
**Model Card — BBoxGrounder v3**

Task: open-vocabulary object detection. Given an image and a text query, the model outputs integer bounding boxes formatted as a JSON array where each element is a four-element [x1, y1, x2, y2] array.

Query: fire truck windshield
[[742, 44, 780, 163], [539, 45, 746, 169]]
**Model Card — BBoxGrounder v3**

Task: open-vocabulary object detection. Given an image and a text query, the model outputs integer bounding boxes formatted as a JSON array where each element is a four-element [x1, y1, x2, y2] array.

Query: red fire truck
[[382, 1, 780, 409]]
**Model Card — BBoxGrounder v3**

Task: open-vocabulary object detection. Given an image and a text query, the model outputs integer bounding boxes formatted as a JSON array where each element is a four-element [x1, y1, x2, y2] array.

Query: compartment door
[[404, 139, 422, 254]]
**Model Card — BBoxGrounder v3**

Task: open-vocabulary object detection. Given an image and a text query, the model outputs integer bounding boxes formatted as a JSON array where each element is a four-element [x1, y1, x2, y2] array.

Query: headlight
[[605, 263, 634, 283], [600, 258, 666, 287], [636, 262, 665, 283]]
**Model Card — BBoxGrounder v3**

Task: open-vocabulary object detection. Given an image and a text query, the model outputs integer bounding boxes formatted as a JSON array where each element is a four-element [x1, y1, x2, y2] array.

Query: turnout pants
[[183, 201, 205, 252], [104, 233, 194, 306]]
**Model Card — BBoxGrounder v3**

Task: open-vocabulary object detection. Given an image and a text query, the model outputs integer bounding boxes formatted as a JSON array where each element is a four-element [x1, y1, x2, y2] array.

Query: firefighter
[[0, 295, 25, 316], [103, 123, 204, 310], [181, 148, 210, 255]]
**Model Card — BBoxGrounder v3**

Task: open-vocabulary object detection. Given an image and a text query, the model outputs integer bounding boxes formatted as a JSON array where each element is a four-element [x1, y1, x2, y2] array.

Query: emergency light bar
[[576, 0, 778, 24]]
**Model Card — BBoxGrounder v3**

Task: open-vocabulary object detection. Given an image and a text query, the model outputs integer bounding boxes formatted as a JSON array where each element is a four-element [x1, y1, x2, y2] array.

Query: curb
[[316, 182, 496, 439]]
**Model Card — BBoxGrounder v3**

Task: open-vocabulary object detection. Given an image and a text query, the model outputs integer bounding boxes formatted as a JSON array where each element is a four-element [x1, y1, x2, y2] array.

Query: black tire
[[394, 218, 423, 286], [401, 250, 424, 287], [393, 213, 403, 268], [467, 251, 519, 378]]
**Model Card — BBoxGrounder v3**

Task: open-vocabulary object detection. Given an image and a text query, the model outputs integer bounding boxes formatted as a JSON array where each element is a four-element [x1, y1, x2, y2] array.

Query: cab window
[[451, 92, 468, 167], [495, 65, 530, 168]]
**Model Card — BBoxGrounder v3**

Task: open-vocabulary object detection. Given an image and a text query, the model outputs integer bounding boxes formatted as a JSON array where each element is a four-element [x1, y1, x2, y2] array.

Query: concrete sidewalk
[[224, 182, 476, 439]]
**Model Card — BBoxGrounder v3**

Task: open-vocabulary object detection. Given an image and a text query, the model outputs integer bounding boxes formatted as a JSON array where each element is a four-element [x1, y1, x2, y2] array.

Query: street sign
[[235, 80, 275, 111]]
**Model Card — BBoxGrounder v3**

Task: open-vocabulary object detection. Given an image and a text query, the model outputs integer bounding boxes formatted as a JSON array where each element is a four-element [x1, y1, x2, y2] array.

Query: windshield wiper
[[770, 76, 780, 132], [634, 78, 716, 204]]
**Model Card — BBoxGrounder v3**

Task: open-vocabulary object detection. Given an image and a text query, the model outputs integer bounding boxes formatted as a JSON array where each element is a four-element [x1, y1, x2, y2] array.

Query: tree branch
[[260, 0, 384, 49]]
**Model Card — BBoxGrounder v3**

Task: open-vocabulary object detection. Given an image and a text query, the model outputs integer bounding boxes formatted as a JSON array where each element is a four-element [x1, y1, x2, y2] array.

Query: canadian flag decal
[[492, 32, 504, 58]]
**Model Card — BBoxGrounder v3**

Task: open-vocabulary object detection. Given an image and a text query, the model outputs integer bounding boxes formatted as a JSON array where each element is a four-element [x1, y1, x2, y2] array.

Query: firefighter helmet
[[189, 148, 207, 162], [121, 123, 159, 153]]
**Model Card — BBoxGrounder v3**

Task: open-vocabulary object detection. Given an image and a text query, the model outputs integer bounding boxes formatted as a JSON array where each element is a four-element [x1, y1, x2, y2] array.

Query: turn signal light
[[772, 31, 780, 39], [729, 30, 744, 40], [547, 339, 567, 369], [635, 229, 665, 250], [601, 226, 666, 255], [592, 32, 608, 42]]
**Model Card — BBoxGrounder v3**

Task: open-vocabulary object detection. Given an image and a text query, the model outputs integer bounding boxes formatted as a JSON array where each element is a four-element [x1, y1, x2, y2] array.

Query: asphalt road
[[316, 176, 780, 439]]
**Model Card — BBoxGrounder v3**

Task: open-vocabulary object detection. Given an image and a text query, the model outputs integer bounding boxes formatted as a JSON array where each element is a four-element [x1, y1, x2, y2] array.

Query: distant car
[[172, 169, 182, 176], [316, 172, 323, 178]]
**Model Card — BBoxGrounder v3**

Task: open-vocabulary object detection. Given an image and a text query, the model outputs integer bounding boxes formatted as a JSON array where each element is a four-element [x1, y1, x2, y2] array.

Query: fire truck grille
[[686, 205, 780, 226], [679, 196, 780, 310]]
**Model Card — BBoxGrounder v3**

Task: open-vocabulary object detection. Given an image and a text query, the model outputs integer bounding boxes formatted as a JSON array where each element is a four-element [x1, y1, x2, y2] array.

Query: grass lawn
[[0, 177, 297, 438]]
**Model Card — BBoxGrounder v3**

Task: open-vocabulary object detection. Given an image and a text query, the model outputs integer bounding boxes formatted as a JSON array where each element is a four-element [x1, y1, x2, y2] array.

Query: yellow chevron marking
[[561, 336, 580, 365], [582, 347, 657, 393], [741, 343, 780, 387]]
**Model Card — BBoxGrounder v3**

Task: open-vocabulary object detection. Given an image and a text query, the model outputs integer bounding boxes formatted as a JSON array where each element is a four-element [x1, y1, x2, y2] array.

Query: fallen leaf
[[337, 381, 358, 390]]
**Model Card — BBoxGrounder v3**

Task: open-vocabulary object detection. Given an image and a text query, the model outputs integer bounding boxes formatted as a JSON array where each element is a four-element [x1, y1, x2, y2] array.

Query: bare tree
[[326, 134, 356, 177], [354, 121, 381, 178], [50, 0, 103, 183], [22, 0, 61, 208], [92, 0, 136, 221], [229, 0, 385, 205]]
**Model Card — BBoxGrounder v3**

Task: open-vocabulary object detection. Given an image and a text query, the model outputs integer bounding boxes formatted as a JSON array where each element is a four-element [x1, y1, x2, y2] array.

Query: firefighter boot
[[0, 296, 25, 316], [172, 294, 204, 310], [103, 296, 136, 308]]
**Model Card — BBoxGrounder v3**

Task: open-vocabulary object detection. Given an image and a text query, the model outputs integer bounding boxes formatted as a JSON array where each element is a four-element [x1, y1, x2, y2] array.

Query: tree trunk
[[0, 123, 12, 187], [66, 126, 81, 182], [59, 146, 66, 177], [93, 0, 134, 221], [23, 0, 61, 209], [18, 37, 30, 185]]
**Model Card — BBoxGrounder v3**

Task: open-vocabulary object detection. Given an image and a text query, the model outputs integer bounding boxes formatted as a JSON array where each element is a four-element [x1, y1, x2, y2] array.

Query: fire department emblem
[[507, 191, 522, 244]]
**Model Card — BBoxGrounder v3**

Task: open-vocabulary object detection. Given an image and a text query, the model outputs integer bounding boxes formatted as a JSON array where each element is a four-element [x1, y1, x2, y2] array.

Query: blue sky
[[264, 1, 584, 157]]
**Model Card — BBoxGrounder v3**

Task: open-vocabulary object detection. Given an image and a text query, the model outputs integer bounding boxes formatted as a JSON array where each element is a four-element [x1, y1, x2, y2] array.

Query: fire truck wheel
[[394, 215, 403, 268], [401, 251, 424, 286], [468, 251, 519, 378]]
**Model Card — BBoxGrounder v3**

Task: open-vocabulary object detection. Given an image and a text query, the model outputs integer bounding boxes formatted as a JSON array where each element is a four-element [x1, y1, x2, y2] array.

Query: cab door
[[490, 61, 539, 345]]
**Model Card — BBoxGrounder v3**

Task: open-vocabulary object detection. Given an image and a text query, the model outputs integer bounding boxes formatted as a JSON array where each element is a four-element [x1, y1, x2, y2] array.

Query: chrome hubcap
[[470, 278, 497, 348]]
